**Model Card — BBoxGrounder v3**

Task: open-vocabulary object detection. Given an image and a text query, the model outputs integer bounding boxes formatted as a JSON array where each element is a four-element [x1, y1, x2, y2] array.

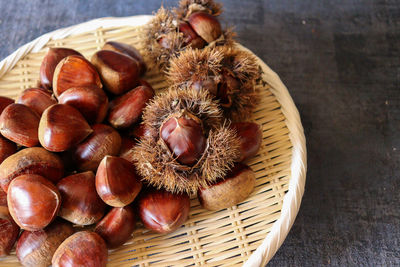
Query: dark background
[[1, 0, 399, 266]]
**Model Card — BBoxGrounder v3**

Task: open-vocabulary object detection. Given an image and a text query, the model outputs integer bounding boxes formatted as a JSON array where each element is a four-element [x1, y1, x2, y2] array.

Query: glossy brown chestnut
[[72, 124, 121, 171], [0, 188, 6, 206], [108, 85, 154, 129], [0, 147, 64, 192], [0, 206, 19, 256], [0, 135, 17, 164], [0, 96, 14, 115], [198, 163, 256, 210], [39, 104, 93, 152], [39, 47, 82, 90], [118, 136, 136, 163], [231, 122, 262, 161], [16, 219, 74, 267], [58, 86, 108, 124], [94, 205, 136, 248], [179, 22, 206, 49], [0, 103, 40, 147], [188, 12, 222, 43], [102, 41, 146, 76], [57, 171, 106, 225], [52, 231, 107, 267], [138, 188, 190, 234], [91, 50, 139, 95], [53, 55, 102, 98], [16, 87, 57, 116], [160, 110, 206, 166], [7, 174, 61, 231], [131, 123, 151, 140], [96, 156, 142, 207]]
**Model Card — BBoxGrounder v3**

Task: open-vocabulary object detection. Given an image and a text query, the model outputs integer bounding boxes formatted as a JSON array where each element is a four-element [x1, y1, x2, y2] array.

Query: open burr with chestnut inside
[[144, 0, 235, 71], [167, 45, 263, 121], [132, 86, 241, 194]]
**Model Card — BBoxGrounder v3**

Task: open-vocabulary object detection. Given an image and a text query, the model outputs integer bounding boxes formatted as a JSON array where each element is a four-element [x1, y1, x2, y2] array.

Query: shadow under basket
[[0, 15, 306, 267]]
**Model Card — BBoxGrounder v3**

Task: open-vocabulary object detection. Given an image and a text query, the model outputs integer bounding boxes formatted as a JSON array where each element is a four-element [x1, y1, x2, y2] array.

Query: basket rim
[[0, 15, 307, 267]]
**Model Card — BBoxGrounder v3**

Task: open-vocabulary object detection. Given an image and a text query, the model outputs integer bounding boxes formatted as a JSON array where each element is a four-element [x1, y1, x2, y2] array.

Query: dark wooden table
[[1, 0, 399, 266]]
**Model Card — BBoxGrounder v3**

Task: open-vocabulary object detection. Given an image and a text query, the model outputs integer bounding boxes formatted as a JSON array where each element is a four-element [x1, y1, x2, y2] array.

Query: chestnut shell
[[72, 124, 121, 172], [0, 103, 40, 147], [0, 147, 64, 192], [57, 171, 106, 225], [16, 219, 74, 267], [7, 174, 61, 231], [94, 206, 136, 248], [52, 231, 107, 267], [138, 188, 190, 234], [38, 104, 93, 152], [16, 87, 57, 116], [198, 163, 256, 210], [95, 156, 142, 207]]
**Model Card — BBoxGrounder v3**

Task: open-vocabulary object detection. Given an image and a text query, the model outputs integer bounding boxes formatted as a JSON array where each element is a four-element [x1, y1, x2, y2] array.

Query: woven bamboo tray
[[0, 16, 306, 267]]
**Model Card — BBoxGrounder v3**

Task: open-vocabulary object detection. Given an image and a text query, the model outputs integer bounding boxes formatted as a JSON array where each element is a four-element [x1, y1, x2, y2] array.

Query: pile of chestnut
[[0, 42, 162, 267], [0, 40, 262, 266]]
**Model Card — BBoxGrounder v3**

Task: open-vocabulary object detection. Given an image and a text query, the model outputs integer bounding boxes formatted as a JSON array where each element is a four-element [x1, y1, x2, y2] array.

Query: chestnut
[[0, 135, 17, 164], [94, 205, 136, 248], [108, 85, 154, 129], [231, 122, 262, 161], [119, 135, 137, 163], [95, 156, 142, 207], [39, 104, 93, 152], [102, 41, 146, 76], [57, 172, 105, 225], [0, 147, 64, 192], [91, 50, 139, 95], [0, 206, 19, 256], [138, 188, 190, 234], [0, 188, 6, 206], [160, 110, 206, 166], [58, 86, 108, 124], [130, 123, 151, 141], [0, 96, 14, 115], [198, 163, 256, 210], [16, 219, 74, 267], [39, 47, 82, 90], [7, 174, 61, 231], [0, 103, 40, 147], [187, 12, 222, 43], [52, 231, 107, 267], [53, 55, 102, 98], [179, 22, 206, 49], [16, 87, 57, 116], [72, 124, 121, 171]]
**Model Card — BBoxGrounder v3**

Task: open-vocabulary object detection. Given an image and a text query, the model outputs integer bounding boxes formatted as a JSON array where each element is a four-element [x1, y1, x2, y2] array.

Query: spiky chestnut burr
[[144, 2, 235, 72], [174, 0, 223, 19], [167, 46, 262, 121], [133, 87, 241, 194]]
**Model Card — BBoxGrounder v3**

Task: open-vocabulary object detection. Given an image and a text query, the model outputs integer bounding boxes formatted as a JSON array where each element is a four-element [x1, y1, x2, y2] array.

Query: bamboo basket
[[0, 16, 306, 267]]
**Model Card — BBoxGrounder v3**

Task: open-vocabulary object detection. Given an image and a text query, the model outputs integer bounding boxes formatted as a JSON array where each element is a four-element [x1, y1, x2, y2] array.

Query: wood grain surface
[[1, 0, 399, 266]]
